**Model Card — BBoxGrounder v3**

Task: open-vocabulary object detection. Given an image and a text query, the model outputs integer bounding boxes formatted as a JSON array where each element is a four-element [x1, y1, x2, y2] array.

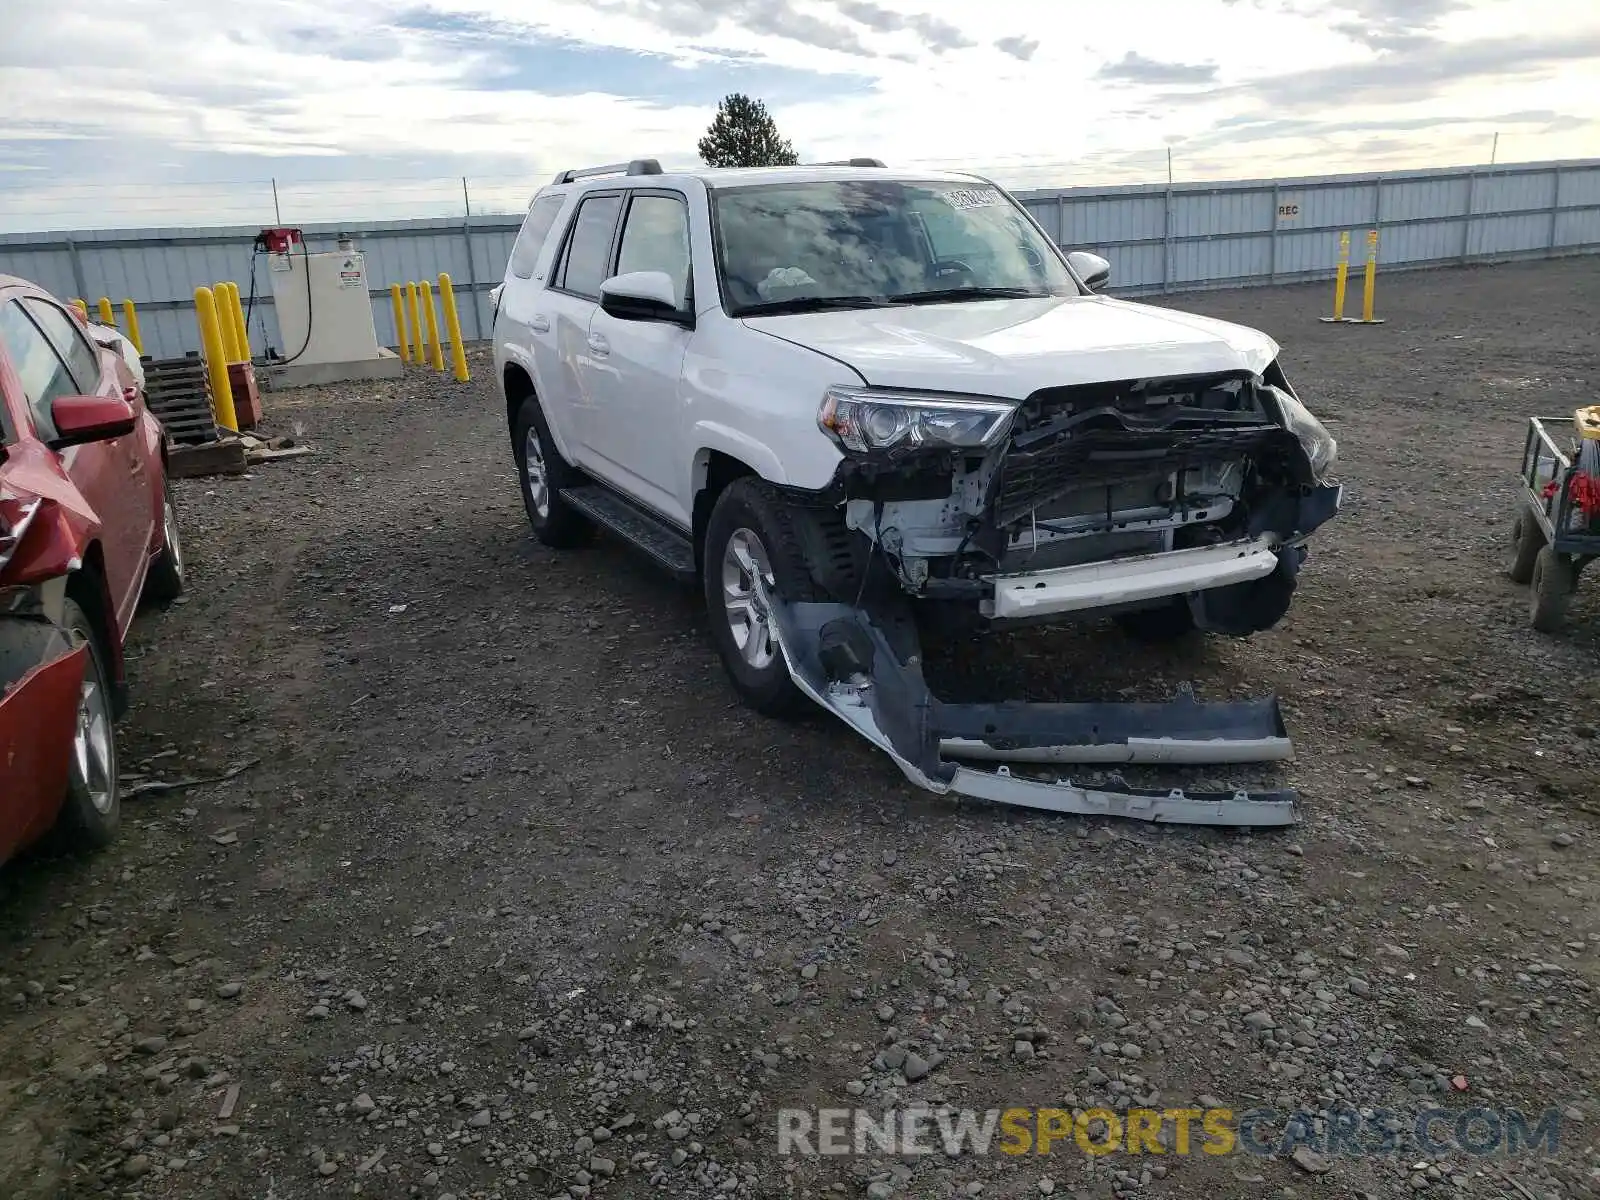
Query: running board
[[560, 485, 696, 582], [767, 599, 1298, 827]]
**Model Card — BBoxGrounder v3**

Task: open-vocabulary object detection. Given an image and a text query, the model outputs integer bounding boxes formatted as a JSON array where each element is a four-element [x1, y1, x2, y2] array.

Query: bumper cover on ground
[[769, 599, 1298, 826]]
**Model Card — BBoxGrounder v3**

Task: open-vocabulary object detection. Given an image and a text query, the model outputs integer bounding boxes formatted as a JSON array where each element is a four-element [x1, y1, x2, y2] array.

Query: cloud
[[1096, 51, 1219, 84], [832, 0, 974, 52], [1, 0, 1598, 235], [994, 35, 1039, 61], [1192, 30, 1600, 109], [592, 0, 873, 55]]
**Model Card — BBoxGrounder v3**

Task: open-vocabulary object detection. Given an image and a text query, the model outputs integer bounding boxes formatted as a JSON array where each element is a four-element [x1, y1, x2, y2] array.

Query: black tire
[[54, 596, 121, 851], [1530, 546, 1574, 633], [1507, 509, 1544, 585], [1114, 599, 1198, 644], [512, 396, 592, 548], [702, 478, 820, 718], [143, 480, 185, 605]]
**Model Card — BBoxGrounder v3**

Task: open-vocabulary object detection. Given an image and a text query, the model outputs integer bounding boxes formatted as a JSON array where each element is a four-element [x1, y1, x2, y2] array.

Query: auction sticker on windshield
[[942, 187, 1001, 210]]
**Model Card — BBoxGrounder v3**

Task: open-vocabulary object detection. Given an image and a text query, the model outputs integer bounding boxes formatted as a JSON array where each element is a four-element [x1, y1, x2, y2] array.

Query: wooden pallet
[[141, 354, 219, 446]]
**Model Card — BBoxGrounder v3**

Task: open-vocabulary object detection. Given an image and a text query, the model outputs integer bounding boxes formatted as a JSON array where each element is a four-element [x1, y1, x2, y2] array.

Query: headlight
[[817, 387, 1016, 455], [1265, 384, 1337, 483]]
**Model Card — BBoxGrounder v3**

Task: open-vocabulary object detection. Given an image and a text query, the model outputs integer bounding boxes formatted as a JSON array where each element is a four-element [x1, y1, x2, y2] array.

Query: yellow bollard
[[1320, 232, 1351, 323], [194, 287, 239, 432], [227, 283, 252, 361], [420, 280, 445, 371], [214, 283, 241, 361], [405, 282, 422, 368], [96, 297, 117, 328], [437, 273, 470, 382], [390, 285, 411, 362], [70, 298, 88, 320], [121, 300, 143, 354], [1358, 229, 1384, 324]]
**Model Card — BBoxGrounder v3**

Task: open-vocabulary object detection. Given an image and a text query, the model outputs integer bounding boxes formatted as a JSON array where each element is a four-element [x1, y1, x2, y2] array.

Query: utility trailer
[[1507, 410, 1600, 632]]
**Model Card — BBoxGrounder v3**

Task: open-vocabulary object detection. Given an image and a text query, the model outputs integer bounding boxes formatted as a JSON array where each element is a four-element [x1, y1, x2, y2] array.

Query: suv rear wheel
[[702, 479, 819, 717], [512, 396, 591, 548]]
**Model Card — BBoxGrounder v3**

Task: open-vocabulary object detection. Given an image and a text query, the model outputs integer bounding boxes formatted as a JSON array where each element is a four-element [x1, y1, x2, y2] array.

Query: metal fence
[[1014, 158, 1600, 295], [1, 158, 1596, 362]]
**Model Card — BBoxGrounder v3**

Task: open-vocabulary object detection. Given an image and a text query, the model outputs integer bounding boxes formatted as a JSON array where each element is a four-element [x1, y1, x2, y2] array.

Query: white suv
[[492, 159, 1341, 730]]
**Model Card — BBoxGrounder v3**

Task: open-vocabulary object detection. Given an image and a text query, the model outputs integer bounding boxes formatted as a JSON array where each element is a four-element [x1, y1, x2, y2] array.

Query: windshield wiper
[[890, 286, 1051, 304], [736, 295, 890, 316]]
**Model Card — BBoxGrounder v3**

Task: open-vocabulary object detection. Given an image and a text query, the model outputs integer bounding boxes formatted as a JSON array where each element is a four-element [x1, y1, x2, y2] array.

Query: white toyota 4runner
[[492, 158, 1341, 723]]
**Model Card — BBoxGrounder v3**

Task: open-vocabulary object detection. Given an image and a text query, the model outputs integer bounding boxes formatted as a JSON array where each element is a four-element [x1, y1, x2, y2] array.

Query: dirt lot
[[3, 257, 1598, 1200]]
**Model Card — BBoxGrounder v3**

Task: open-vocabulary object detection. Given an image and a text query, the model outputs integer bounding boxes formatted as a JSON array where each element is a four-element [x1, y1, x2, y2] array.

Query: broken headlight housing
[[1265, 384, 1338, 483], [817, 387, 1016, 455]]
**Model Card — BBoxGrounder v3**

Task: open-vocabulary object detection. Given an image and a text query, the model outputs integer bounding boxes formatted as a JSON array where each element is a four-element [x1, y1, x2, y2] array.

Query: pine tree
[[697, 94, 799, 169]]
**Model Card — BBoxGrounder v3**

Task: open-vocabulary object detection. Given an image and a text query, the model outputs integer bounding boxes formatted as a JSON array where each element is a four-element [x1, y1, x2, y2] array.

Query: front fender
[[690, 423, 794, 488]]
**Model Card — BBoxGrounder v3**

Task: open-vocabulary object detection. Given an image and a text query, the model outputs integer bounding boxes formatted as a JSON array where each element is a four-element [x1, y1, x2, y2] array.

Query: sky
[[0, 0, 1596, 232]]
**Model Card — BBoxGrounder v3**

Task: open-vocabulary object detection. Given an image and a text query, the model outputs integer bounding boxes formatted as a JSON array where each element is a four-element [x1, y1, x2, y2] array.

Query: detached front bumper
[[768, 598, 1299, 826], [982, 533, 1283, 620], [0, 620, 87, 855]]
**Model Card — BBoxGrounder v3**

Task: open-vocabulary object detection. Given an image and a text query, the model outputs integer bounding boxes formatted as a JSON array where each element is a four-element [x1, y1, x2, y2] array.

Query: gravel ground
[[3, 257, 1598, 1200]]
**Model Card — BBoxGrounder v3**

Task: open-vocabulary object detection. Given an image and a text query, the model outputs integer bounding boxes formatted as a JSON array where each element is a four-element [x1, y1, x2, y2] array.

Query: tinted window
[[0, 300, 78, 439], [509, 194, 568, 279], [23, 298, 102, 393], [616, 195, 692, 308], [556, 193, 622, 299]]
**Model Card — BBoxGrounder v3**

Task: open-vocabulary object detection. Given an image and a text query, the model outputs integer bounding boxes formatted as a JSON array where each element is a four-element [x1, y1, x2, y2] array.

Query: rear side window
[[0, 300, 78, 440], [555, 194, 623, 299], [23, 299, 103, 394], [508, 194, 568, 279]]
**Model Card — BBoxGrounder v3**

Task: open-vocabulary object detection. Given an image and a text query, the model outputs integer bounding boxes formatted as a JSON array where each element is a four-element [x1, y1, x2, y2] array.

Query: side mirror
[[1067, 251, 1112, 292], [599, 271, 690, 325], [49, 394, 137, 449]]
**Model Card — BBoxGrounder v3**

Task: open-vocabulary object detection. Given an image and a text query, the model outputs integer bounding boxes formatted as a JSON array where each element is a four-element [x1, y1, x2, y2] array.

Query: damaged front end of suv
[[815, 361, 1341, 638], [765, 359, 1341, 826]]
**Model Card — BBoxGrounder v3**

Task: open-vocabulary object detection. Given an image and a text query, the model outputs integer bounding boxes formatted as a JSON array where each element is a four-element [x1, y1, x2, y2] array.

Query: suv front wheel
[[702, 479, 820, 718], [512, 396, 591, 548]]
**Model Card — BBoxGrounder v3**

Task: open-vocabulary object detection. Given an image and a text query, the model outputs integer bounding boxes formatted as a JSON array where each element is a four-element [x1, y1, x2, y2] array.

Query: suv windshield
[[712, 179, 1078, 316]]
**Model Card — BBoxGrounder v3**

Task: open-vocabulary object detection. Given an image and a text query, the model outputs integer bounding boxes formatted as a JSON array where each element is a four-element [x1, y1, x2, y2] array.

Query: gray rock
[[352, 1092, 376, 1115], [877, 1004, 896, 1022], [216, 982, 243, 999], [134, 1036, 169, 1055], [1291, 1147, 1331, 1174], [121, 1155, 152, 1179], [903, 1051, 939, 1082], [468, 1108, 491, 1127]]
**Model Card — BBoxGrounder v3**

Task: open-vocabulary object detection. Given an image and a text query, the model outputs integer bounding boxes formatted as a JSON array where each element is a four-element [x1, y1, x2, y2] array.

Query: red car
[[0, 274, 184, 863]]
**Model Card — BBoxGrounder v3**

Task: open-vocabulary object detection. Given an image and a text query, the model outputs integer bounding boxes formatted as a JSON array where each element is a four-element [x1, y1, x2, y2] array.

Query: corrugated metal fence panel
[[4, 158, 1599, 359], [1558, 166, 1600, 208]]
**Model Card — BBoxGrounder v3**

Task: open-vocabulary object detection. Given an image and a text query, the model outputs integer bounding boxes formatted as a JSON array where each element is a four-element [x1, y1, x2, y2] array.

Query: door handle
[[587, 333, 609, 357], [529, 314, 551, 333]]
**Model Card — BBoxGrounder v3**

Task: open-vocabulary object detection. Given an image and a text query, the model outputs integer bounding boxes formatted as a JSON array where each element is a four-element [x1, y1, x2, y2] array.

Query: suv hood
[[745, 294, 1280, 397]]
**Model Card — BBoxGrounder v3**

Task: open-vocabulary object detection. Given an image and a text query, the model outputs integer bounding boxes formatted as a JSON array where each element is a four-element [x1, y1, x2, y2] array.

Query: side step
[[560, 485, 696, 582]]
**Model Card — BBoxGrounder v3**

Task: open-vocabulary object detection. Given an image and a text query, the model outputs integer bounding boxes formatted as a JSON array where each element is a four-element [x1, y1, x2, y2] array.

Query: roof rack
[[813, 158, 887, 168], [551, 159, 664, 185]]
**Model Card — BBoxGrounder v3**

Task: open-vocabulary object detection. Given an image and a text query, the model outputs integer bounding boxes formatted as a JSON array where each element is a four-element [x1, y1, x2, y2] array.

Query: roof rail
[[551, 158, 664, 185], [813, 158, 887, 168]]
